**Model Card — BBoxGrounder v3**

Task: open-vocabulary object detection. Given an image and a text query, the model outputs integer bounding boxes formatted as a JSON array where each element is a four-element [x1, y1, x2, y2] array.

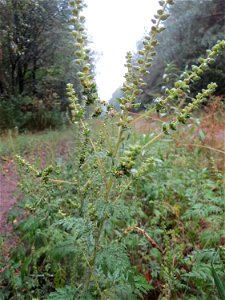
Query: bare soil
[[0, 138, 73, 235], [0, 159, 18, 235]]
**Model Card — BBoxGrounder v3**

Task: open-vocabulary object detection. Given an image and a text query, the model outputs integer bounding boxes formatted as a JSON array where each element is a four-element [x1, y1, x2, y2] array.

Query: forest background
[[0, 0, 225, 131]]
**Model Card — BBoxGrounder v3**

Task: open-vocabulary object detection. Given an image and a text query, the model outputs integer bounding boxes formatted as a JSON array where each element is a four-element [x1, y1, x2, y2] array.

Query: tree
[[135, 0, 225, 109], [0, 0, 94, 130], [0, 0, 76, 95]]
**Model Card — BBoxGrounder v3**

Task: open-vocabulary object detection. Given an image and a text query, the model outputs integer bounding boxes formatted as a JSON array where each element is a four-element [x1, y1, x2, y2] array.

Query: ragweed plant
[[1, 0, 225, 299]]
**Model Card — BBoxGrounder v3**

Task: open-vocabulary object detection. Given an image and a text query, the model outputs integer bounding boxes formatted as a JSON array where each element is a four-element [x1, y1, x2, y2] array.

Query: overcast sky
[[84, 0, 159, 101]]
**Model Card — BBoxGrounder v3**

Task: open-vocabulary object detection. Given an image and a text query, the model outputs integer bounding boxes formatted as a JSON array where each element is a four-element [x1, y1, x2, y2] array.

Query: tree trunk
[[0, 41, 4, 94], [17, 60, 24, 94], [32, 58, 37, 94]]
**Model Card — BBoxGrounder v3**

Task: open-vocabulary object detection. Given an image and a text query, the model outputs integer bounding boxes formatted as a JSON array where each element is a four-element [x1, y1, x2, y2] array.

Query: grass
[[0, 111, 224, 299], [0, 127, 75, 162]]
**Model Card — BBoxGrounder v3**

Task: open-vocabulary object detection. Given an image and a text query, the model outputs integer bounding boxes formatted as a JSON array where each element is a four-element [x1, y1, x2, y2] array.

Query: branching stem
[[126, 226, 164, 254]]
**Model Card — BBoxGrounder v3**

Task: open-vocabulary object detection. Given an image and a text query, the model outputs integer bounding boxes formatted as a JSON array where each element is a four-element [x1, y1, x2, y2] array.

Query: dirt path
[[0, 159, 18, 235], [0, 138, 73, 236]]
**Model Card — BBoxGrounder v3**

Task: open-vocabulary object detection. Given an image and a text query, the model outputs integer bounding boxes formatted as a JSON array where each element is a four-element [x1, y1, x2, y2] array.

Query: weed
[[0, 0, 225, 299]]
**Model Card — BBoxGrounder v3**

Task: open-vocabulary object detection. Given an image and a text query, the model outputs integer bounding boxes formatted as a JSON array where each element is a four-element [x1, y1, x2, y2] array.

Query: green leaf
[[211, 263, 225, 300], [199, 129, 206, 141], [47, 286, 75, 300]]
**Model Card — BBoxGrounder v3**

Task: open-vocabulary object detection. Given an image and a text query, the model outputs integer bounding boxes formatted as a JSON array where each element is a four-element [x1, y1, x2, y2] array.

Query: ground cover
[[0, 107, 224, 299]]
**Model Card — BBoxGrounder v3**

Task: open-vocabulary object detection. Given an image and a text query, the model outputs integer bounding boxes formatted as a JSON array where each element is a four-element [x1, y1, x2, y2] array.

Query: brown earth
[[0, 159, 18, 236]]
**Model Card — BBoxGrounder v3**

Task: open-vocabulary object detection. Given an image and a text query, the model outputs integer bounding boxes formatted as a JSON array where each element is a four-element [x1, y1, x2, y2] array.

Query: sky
[[84, 0, 159, 101]]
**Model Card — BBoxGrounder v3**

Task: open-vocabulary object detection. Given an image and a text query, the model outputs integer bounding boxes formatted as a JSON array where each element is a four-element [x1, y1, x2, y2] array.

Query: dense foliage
[[0, 0, 94, 131], [138, 0, 225, 109], [0, 0, 225, 299], [1, 130, 225, 300]]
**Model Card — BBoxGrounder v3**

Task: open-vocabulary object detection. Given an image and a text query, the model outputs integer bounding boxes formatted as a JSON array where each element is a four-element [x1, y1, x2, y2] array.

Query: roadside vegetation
[[0, 0, 224, 299]]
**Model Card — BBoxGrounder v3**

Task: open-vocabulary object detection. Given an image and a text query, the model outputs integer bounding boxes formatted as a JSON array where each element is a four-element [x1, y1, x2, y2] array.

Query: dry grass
[[130, 99, 224, 171]]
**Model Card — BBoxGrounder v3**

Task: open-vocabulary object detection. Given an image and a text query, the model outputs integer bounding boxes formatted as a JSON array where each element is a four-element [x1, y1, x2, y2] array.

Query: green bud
[[138, 59, 145, 65], [157, 9, 164, 15], [160, 14, 169, 21], [152, 39, 159, 46], [83, 64, 90, 72], [169, 122, 176, 131], [177, 115, 186, 124], [77, 71, 85, 78], [75, 51, 82, 57], [72, 9, 78, 16], [138, 50, 145, 56], [162, 123, 169, 134], [80, 15, 85, 22], [157, 26, 166, 33]]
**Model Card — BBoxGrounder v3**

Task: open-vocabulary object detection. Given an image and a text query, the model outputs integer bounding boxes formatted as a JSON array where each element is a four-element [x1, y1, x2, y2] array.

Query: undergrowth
[[0, 0, 225, 299], [0, 128, 75, 161]]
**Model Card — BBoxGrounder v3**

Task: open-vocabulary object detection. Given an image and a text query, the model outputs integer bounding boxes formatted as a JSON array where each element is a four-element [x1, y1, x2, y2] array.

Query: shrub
[[0, 95, 67, 133]]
